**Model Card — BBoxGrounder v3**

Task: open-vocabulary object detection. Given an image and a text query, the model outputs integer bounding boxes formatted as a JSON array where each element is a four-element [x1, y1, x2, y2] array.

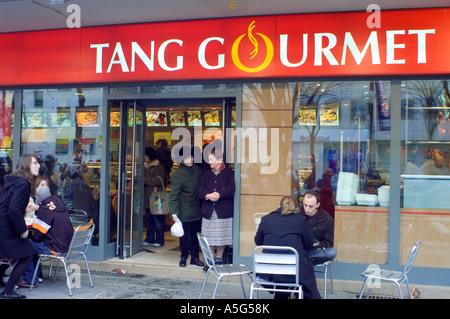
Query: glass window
[[401, 80, 450, 268], [21, 88, 103, 245], [239, 81, 391, 264], [0, 90, 14, 191], [109, 83, 236, 96]]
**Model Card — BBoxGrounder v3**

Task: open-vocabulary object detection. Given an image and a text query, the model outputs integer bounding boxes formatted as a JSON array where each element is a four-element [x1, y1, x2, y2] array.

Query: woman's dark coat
[[0, 175, 35, 259], [254, 208, 322, 299], [198, 167, 235, 219]]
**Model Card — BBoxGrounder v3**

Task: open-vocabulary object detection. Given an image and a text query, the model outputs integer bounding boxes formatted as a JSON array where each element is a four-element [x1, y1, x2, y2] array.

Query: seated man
[[300, 190, 337, 264], [19, 185, 74, 288]]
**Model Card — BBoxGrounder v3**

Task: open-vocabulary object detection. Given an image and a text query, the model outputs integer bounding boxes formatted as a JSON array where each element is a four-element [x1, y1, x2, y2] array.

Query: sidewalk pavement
[[5, 258, 450, 300]]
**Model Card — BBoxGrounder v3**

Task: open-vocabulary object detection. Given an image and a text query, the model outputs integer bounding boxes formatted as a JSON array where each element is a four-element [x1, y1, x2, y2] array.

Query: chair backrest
[[402, 240, 422, 276], [67, 223, 95, 255], [69, 208, 89, 224], [253, 213, 268, 230], [197, 232, 216, 269], [252, 245, 299, 284]]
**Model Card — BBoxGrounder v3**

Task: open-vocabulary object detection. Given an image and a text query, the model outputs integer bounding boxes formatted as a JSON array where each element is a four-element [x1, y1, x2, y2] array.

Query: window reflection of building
[[21, 88, 103, 245]]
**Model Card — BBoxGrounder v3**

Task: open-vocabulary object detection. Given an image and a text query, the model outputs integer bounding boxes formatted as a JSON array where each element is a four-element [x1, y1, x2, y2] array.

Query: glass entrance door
[[115, 100, 145, 258]]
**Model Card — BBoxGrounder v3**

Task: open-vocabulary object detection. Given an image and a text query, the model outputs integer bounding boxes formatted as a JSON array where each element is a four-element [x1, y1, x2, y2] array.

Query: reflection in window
[[21, 88, 103, 245], [239, 81, 391, 264], [294, 81, 391, 208], [0, 90, 14, 191], [400, 80, 450, 268]]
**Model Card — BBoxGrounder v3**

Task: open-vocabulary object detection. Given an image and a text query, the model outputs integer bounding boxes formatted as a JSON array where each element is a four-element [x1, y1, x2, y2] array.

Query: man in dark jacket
[[21, 185, 74, 287], [300, 190, 336, 264]]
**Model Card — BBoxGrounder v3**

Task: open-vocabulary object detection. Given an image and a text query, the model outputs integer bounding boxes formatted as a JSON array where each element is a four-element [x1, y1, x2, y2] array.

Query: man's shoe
[[0, 291, 27, 299], [214, 258, 223, 265], [179, 257, 187, 267], [190, 259, 205, 267]]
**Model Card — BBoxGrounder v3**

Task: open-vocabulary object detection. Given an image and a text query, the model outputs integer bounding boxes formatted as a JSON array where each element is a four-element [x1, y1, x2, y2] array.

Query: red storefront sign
[[0, 7, 449, 86]]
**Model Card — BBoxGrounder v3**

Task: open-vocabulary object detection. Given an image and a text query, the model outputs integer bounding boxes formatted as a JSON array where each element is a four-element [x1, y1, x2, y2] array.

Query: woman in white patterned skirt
[[198, 149, 235, 265]]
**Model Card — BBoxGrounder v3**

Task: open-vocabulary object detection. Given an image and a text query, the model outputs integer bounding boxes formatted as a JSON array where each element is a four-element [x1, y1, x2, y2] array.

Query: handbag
[[149, 176, 169, 215]]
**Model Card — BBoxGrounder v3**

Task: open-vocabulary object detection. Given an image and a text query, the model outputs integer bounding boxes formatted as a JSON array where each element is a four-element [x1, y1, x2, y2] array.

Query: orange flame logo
[[231, 21, 274, 73]]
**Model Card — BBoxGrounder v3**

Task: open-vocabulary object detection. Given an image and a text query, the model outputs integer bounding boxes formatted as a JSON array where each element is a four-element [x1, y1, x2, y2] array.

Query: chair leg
[[199, 269, 211, 299], [239, 275, 246, 299], [358, 278, 369, 299], [60, 259, 73, 296], [329, 263, 334, 293], [396, 282, 403, 299], [83, 254, 94, 287], [212, 277, 221, 299], [323, 264, 328, 299], [405, 278, 413, 299], [29, 257, 42, 292], [53, 260, 61, 283]]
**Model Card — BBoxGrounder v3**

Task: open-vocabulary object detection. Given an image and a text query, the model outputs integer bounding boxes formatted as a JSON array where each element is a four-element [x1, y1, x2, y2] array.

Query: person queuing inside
[[299, 190, 337, 265], [143, 147, 166, 247], [254, 195, 322, 299], [0, 154, 40, 299]]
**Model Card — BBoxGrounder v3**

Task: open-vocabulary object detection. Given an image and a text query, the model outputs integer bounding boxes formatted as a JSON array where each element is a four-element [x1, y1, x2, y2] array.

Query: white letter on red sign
[[198, 37, 225, 70], [90, 43, 109, 73]]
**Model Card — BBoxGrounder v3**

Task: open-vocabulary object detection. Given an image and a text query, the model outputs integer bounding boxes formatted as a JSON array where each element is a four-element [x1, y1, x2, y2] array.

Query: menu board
[[76, 112, 99, 127], [169, 111, 185, 126], [128, 109, 143, 125], [299, 109, 316, 126], [204, 110, 220, 126], [50, 112, 71, 127], [23, 112, 73, 128], [25, 113, 47, 128], [110, 111, 120, 127], [146, 111, 167, 126], [319, 107, 339, 126], [187, 111, 202, 126]]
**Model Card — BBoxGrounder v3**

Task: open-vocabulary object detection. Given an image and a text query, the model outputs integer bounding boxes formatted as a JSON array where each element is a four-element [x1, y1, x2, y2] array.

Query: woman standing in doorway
[[0, 154, 40, 299], [199, 148, 235, 265]]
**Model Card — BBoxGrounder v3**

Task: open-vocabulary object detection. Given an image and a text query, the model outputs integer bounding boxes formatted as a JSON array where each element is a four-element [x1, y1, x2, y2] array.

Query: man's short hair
[[304, 190, 320, 203]]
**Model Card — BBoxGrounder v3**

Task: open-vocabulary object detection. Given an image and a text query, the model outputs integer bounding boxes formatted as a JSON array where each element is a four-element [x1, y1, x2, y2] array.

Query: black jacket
[[0, 175, 35, 259], [299, 207, 334, 248], [30, 195, 74, 254], [198, 167, 235, 219], [254, 208, 321, 299]]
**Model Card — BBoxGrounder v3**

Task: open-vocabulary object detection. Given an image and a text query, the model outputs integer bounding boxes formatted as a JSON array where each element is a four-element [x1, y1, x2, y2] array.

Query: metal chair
[[314, 260, 334, 299], [197, 232, 252, 299], [358, 240, 422, 299], [68, 208, 90, 226], [253, 212, 268, 231], [30, 223, 96, 296], [250, 245, 303, 299]]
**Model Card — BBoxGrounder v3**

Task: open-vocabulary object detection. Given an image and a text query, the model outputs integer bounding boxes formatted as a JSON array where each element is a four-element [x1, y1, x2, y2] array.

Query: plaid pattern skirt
[[201, 210, 233, 246]]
